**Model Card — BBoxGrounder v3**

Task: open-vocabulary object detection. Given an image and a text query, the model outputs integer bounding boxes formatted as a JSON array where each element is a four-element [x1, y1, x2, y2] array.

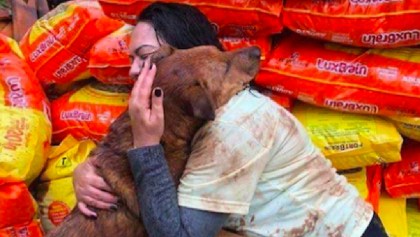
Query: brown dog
[[46, 45, 261, 237]]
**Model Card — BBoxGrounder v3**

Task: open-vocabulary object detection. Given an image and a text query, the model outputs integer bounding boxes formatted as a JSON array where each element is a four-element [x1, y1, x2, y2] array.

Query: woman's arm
[[128, 145, 229, 237]]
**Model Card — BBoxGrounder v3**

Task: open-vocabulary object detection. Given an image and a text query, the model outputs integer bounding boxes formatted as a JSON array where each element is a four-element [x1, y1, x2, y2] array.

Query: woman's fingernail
[[154, 88, 162, 97], [110, 204, 118, 211]]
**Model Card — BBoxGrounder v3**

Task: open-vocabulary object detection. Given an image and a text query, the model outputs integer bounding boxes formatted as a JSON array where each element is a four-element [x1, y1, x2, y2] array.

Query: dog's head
[[151, 45, 261, 121]]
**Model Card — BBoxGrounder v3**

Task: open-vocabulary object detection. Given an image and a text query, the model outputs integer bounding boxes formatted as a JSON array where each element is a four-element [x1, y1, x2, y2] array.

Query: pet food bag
[[389, 116, 420, 142], [51, 83, 129, 144], [283, 0, 420, 48], [19, 0, 123, 85], [378, 194, 407, 237], [36, 135, 95, 232], [0, 36, 52, 185], [219, 37, 272, 61], [384, 139, 420, 198], [36, 177, 77, 233], [339, 165, 381, 212], [0, 50, 49, 114], [0, 178, 36, 229], [259, 89, 293, 111], [0, 34, 24, 58], [407, 199, 420, 237], [89, 25, 133, 85], [292, 102, 402, 170], [40, 135, 96, 182], [257, 34, 420, 117], [98, 0, 283, 37], [0, 220, 44, 237], [0, 105, 52, 185]]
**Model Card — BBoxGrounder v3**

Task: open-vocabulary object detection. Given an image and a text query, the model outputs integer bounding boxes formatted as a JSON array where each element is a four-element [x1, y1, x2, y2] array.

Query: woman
[[73, 2, 388, 237]]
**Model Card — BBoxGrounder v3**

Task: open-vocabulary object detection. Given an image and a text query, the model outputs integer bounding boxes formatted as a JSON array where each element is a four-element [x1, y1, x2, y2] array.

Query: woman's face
[[128, 22, 163, 80]]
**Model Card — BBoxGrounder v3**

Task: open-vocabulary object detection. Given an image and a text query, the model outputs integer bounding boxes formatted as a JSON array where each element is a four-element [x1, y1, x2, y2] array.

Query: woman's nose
[[129, 57, 141, 80]]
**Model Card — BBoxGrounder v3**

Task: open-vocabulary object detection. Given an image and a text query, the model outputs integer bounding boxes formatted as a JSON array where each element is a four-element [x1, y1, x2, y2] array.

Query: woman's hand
[[129, 58, 164, 148], [73, 156, 119, 218]]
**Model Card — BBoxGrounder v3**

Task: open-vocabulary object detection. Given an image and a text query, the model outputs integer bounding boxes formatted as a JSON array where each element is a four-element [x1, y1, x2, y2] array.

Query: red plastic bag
[[0, 220, 43, 237], [366, 165, 382, 213], [259, 89, 293, 111], [51, 83, 129, 144], [220, 37, 272, 61], [0, 36, 49, 114], [19, 1, 124, 85], [98, 0, 282, 37], [89, 25, 133, 85], [385, 139, 420, 198], [0, 179, 35, 229], [283, 0, 420, 48], [256, 33, 420, 117]]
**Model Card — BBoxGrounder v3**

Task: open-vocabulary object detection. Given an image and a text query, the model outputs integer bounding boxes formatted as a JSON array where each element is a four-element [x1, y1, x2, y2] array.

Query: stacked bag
[[253, 1, 420, 236], [14, 1, 131, 233], [0, 34, 50, 236]]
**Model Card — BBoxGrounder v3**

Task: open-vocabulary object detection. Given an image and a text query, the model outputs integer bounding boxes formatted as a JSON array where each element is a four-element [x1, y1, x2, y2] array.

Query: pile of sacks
[[2, 0, 420, 236], [254, 1, 420, 237]]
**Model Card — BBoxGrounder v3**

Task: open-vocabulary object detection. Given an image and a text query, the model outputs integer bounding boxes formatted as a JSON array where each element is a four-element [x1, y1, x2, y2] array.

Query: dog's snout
[[248, 46, 261, 60]]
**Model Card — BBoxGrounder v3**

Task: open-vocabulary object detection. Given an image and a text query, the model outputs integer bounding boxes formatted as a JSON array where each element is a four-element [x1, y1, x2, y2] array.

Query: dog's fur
[[47, 45, 261, 237]]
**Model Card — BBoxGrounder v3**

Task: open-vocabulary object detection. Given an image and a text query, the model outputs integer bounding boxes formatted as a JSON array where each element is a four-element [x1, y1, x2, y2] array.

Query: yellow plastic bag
[[340, 168, 368, 199], [407, 199, 420, 237], [0, 105, 51, 185], [40, 135, 96, 182], [389, 116, 420, 142], [36, 135, 95, 232], [36, 177, 77, 233], [379, 193, 407, 237], [293, 102, 403, 170]]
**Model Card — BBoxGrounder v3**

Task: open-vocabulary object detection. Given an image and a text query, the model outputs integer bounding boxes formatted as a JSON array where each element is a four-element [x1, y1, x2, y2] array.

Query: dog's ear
[[151, 45, 175, 64], [183, 86, 216, 121]]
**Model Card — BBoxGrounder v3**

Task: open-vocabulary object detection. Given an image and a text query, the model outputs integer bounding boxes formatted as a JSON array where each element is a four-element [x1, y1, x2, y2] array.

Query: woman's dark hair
[[138, 2, 224, 51]]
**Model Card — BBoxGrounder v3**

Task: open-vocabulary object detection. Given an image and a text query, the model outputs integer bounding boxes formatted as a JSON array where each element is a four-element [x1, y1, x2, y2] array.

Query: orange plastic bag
[[259, 89, 293, 111], [384, 139, 420, 198], [19, 0, 124, 85], [219, 37, 272, 61], [89, 25, 133, 85], [0, 220, 44, 237], [0, 179, 35, 229], [283, 0, 420, 48], [256, 34, 420, 117], [0, 34, 24, 58], [51, 83, 129, 144], [98, 0, 283, 37], [366, 165, 382, 213], [0, 51, 49, 114]]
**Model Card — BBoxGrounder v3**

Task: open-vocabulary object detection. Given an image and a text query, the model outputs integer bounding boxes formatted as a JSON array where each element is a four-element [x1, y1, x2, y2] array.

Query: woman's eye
[[140, 54, 149, 60]]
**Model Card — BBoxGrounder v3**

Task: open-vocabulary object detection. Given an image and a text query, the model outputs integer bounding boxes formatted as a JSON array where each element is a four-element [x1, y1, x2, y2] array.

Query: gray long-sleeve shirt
[[127, 145, 229, 237]]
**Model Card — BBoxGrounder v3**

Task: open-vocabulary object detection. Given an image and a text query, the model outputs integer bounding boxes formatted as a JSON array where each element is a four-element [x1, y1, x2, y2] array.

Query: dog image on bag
[[46, 45, 261, 237]]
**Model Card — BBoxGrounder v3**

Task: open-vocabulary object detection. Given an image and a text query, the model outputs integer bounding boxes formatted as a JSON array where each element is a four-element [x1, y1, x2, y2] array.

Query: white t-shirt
[[178, 90, 373, 237]]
